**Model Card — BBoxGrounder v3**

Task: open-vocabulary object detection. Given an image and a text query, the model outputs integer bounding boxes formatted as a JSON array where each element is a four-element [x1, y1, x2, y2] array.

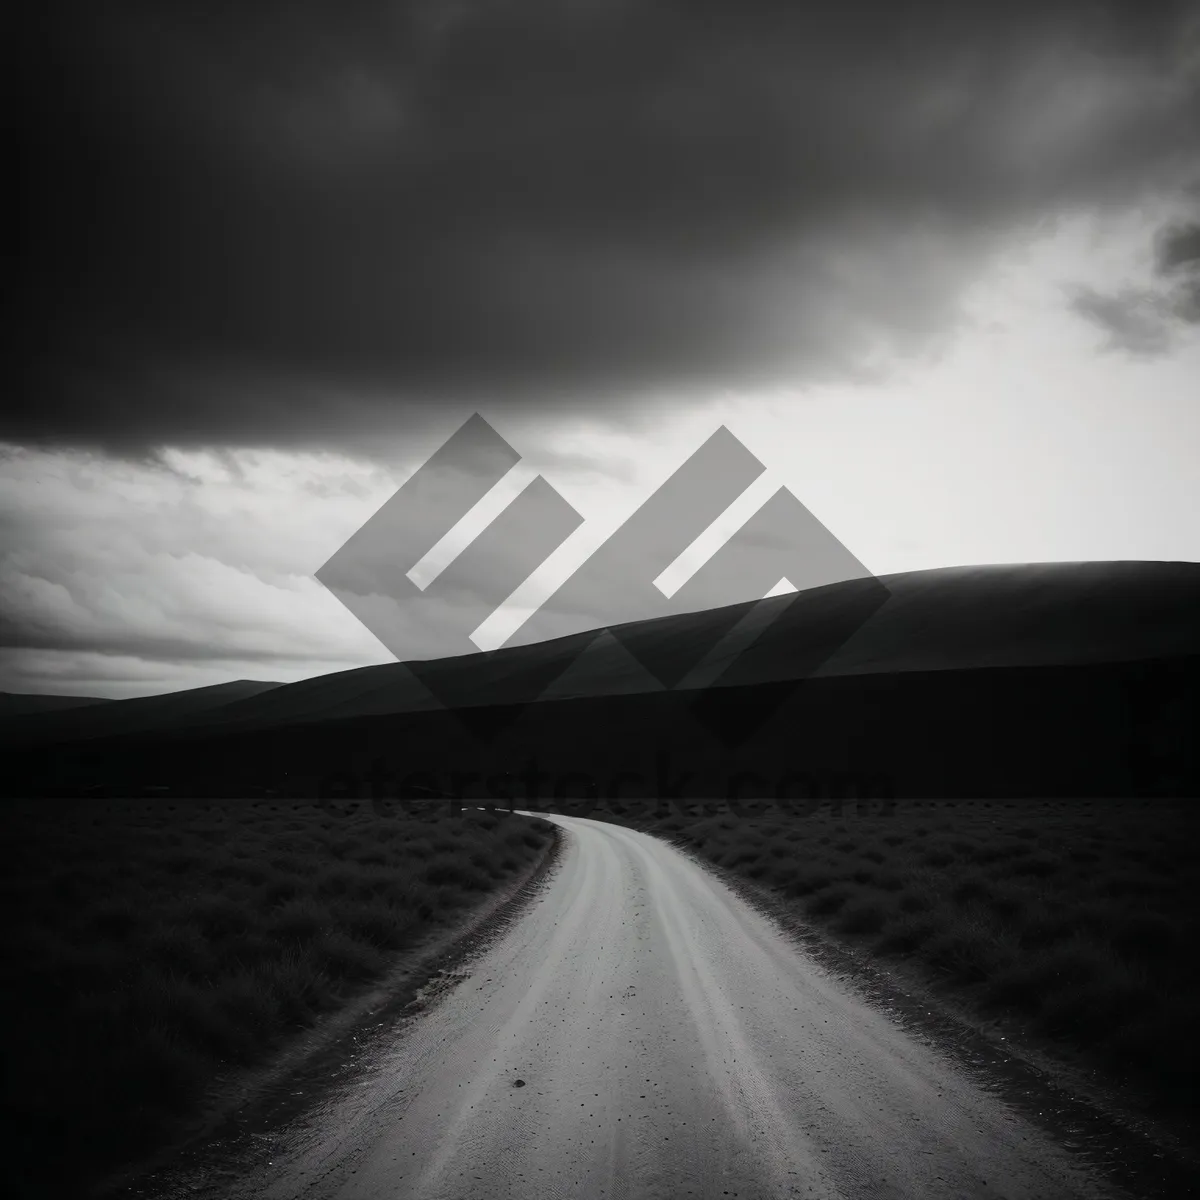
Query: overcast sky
[[6, 0, 1199, 698]]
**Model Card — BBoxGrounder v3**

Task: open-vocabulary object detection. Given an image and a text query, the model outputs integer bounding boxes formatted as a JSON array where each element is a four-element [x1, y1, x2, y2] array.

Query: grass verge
[[604, 797, 1199, 1119], [0, 796, 555, 1199]]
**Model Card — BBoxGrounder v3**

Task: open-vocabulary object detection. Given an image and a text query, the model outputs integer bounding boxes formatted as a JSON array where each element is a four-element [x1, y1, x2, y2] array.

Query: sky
[[5, 0, 1200, 698]]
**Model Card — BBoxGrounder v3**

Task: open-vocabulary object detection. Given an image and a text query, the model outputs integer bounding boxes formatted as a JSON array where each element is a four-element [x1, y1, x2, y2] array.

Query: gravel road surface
[[200, 814, 1121, 1200]]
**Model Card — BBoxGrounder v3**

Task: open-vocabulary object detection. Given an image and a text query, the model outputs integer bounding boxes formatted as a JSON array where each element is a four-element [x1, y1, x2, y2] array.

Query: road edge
[[94, 814, 566, 1200], [642, 823, 1200, 1200]]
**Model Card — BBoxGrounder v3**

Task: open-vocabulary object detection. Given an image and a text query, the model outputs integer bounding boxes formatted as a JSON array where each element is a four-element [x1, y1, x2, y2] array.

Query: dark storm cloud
[[1158, 222, 1200, 274], [1156, 220, 1200, 322], [1066, 285, 1178, 357], [1068, 216, 1200, 355], [12, 0, 1200, 451]]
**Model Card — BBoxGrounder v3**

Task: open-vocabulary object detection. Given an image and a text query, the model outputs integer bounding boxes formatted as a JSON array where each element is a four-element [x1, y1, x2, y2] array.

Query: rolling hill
[[0, 693, 112, 718], [3, 561, 1197, 799], [0, 679, 284, 749]]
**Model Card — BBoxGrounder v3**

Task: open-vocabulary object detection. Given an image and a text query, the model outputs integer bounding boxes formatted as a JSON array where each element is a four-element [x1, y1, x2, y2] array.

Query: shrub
[[806, 886, 854, 917], [837, 901, 887, 936], [876, 916, 937, 955], [950, 875, 989, 905], [925, 926, 999, 984], [784, 870, 831, 897]]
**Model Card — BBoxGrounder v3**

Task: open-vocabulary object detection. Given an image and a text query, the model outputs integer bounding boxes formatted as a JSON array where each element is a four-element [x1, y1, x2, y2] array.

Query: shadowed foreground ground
[[0, 798, 556, 1200]]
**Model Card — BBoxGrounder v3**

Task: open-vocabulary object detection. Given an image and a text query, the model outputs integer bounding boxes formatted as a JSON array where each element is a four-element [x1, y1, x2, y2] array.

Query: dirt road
[[202, 814, 1121, 1200]]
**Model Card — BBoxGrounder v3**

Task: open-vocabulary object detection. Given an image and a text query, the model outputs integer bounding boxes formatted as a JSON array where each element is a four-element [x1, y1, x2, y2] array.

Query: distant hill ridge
[[2, 560, 1197, 751], [0, 693, 113, 718], [0, 679, 283, 748]]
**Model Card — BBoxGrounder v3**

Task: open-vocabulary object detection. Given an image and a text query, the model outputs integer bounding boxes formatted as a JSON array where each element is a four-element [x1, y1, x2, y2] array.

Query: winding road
[[209, 815, 1120, 1200]]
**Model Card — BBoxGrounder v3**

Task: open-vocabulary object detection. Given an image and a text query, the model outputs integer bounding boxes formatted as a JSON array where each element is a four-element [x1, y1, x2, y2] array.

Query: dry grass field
[[0, 797, 555, 1198], [3, 788, 1196, 1196], [608, 796, 1199, 1115]]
